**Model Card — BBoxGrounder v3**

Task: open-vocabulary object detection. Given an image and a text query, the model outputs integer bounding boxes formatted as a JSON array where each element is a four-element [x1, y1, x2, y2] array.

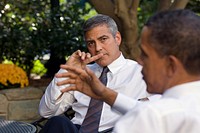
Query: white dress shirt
[[113, 81, 200, 133], [39, 54, 149, 132]]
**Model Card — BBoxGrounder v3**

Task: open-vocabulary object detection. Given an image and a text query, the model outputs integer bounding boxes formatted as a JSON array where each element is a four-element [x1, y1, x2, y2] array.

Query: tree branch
[[170, 0, 190, 10], [114, 0, 140, 59], [89, 0, 122, 31], [158, 0, 171, 11]]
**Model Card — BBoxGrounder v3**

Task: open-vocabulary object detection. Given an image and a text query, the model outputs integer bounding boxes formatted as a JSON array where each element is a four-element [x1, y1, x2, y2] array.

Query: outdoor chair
[[0, 119, 37, 133], [31, 107, 75, 133]]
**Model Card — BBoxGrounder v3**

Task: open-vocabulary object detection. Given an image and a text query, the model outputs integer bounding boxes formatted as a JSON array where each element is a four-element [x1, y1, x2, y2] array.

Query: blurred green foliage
[[137, 0, 200, 33], [186, 0, 200, 15], [137, 0, 158, 33], [31, 60, 47, 77], [0, 0, 94, 75], [0, 0, 199, 77]]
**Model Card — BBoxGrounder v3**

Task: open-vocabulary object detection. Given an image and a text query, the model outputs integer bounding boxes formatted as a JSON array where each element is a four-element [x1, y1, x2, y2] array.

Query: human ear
[[115, 31, 121, 46], [166, 55, 180, 77]]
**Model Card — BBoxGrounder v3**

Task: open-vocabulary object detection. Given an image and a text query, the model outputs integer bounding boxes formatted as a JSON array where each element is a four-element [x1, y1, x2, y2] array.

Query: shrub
[[31, 60, 47, 77], [0, 0, 94, 76], [0, 64, 29, 89]]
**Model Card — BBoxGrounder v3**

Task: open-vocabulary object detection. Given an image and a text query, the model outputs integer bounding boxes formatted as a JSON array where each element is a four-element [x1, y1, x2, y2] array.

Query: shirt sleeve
[[112, 93, 138, 115], [113, 103, 163, 133], [38, 69, 75, 118], [112, 92, 161, 115]]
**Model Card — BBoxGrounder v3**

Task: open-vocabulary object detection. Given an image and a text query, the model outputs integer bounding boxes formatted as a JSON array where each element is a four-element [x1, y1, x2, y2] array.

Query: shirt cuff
[[147, 94, 162, 101], [112, 93, 138, 115]]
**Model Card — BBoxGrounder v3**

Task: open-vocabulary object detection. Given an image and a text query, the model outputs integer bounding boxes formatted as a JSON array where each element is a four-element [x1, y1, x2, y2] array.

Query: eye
[[100, 37, 108, 42], [86, 41, 95, 47]]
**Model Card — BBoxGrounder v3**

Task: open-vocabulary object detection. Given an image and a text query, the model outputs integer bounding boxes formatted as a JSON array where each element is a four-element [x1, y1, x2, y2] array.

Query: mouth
[[97, 52, 106, 55], [96, 54, 107, 62], [97, 53, 107, 58], [97, 56, 104, 61]]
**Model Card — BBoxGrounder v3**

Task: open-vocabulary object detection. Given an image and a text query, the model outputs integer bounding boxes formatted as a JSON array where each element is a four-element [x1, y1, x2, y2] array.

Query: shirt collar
[[107, 53, 126, 74], [92, 53, 126, 76], [163, 80, 200, 99]]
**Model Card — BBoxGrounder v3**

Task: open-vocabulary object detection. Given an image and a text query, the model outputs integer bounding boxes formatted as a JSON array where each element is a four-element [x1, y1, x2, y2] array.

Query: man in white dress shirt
[[56, 9, 200, 133], [38, 14, 156, 133]]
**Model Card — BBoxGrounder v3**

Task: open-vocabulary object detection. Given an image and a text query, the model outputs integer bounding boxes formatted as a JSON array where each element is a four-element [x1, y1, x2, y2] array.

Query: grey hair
[[82, 14, 118, 37]]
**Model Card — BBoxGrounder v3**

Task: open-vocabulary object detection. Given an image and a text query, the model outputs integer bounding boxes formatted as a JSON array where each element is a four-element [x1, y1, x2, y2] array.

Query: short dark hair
[[145, 9, 200, 75], [82, 14, 118, 38]]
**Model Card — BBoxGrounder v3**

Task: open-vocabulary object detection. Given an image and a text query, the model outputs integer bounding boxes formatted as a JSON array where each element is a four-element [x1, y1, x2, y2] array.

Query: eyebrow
[[85, 35, 108, 41], [97, 35, 109, 40]]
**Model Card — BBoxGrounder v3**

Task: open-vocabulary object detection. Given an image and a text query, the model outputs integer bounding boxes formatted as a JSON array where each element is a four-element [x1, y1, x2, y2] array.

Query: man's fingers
[[86, 53, 91, 58], [60, 65, 85, 75], [77, 50, 82, 56], [80, 52, 86, 60], [61, 86, 76, 93], [85, 53, 103, 64], [85, 67, 95, 77], [69, 50, 103, 66], [55, 71, 77, 79], [57, 78, 75, 86], [71, 50, 81, 57]]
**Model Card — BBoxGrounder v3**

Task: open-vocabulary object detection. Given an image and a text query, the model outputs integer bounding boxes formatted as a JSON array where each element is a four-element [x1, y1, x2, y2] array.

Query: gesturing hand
[[66, 50, 103, 69], [55, 66, 107, 100]]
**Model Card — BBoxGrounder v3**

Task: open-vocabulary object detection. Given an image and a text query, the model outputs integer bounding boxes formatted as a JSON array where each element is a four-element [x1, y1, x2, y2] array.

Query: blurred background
[[0, 0, 199, 126], [0, 0, 199, 85]]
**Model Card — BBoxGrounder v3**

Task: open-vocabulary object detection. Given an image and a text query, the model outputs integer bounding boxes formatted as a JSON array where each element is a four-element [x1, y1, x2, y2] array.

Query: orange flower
[[0, 64, 29, 89]]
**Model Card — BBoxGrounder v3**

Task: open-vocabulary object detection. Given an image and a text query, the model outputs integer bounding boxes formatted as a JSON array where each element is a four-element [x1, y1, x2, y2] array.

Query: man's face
[[138, 27, 169, 94], [85, 24, 121, 67]]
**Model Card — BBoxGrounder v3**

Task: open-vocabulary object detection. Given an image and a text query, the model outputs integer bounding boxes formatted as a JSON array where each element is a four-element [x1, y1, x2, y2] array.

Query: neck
[[165, 74, 200, 92]]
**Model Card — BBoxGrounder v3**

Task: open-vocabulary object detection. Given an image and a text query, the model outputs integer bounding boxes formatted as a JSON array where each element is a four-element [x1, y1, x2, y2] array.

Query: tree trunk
[[89, 0, 122, 33], [170, 0, 190, 9], [89, 0, 190, 60], [158, 0, 190, 11], [158, 0, 171, 11], [89, 0, 140, 60], [114, 0, 140, 59]]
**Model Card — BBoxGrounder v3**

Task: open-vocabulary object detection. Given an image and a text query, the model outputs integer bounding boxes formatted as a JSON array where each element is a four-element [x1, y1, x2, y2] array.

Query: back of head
[[145, 9, 200, 75], [82, 14, 118, 37]]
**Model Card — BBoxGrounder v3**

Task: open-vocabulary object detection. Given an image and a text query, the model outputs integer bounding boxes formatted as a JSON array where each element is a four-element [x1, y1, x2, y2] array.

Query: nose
[[95, 42, 103, 52]]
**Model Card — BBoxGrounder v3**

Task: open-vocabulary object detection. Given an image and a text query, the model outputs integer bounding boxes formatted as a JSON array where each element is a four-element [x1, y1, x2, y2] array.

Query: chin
[[97, 59, 109, 66], [147, 88, 162, 94], [147, 86, 157, 94], [147, 89, 153, 94]]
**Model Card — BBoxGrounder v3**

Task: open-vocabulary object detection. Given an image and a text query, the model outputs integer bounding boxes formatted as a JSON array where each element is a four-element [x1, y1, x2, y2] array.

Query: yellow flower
[[0, 64, 29, 89]]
